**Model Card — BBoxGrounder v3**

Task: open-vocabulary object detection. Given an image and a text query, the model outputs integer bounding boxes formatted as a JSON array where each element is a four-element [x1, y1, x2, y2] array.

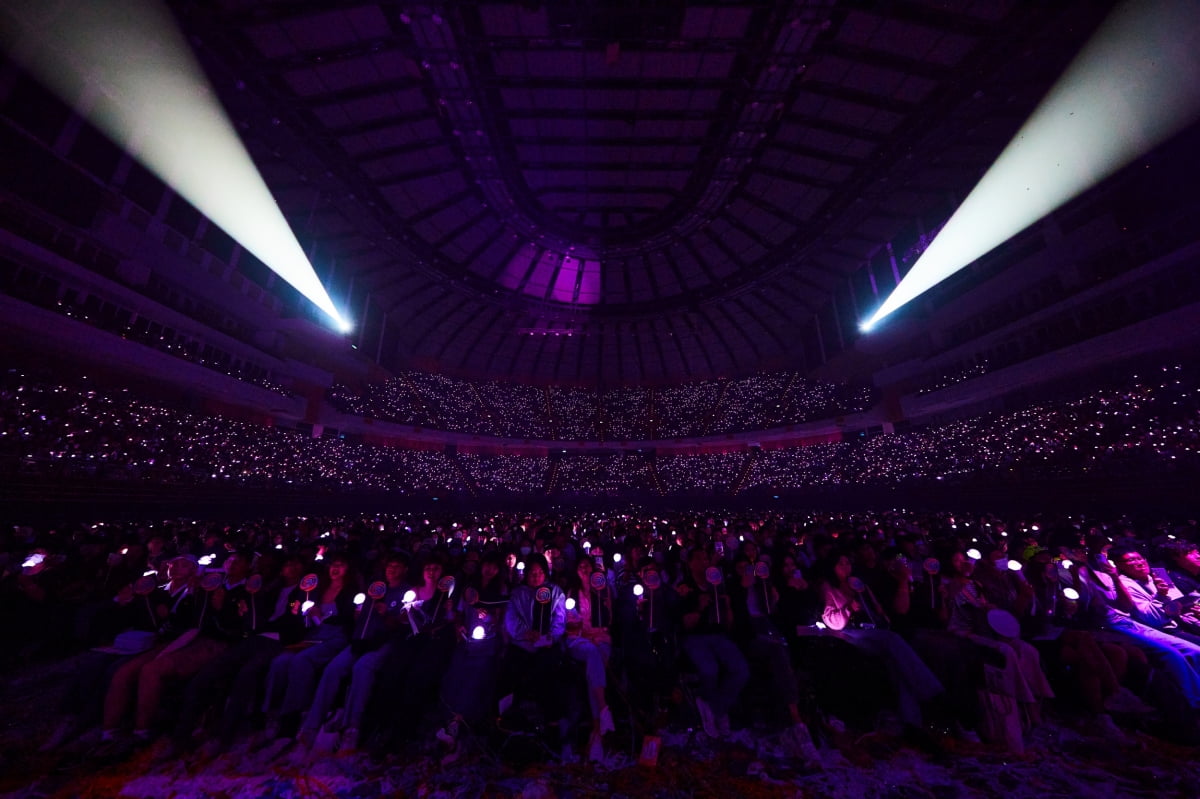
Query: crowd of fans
[[325, 372, 876, 441], [5, 508, 1200, 774], [0, 375, 462, 493], [3, 366, 1198, 497]]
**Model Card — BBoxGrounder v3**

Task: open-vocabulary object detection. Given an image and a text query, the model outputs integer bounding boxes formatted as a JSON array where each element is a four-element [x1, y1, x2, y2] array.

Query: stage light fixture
[[0, 0, 350, 331], [861, 0, 1200, 332]]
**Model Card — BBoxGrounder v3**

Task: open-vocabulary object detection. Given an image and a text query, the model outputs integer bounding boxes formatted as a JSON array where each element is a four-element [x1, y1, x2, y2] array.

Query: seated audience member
[[732, 553, 818, 759], [502, 554, 572, 753], [297, 552, 411, 750], [943, 550, 1054, 735], [363, 553, 457, 751], [677, 546, 749, 739], [1019, 550, 1143, 722], [1162, 540, 1200, 599], [616, 557, 679, 726], [818, 552, 943, 730], [1110, 544, 1200, 643], [1074, 542, 1200, 716], [564, 557, 616, 761], [263, 556, 358, 740], [100, 555, 199, 742], [212, 555, 308, 751], [434, 550, 510, 760]]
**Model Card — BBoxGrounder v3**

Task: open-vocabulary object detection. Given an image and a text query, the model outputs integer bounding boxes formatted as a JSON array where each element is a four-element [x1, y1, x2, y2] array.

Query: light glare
[[0, 0, 349, 329], [864, 0, 1200, 330]]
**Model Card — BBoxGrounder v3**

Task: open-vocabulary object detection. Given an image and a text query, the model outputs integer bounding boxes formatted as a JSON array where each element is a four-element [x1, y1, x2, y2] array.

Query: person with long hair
[[564, 556, 616, 761], [262, 554, 358, 741], [818, 552, 943, 729]]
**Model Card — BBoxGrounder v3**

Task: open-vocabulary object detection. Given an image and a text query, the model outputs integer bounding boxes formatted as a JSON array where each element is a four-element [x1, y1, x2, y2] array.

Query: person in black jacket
[[263, 555, 359, 740]]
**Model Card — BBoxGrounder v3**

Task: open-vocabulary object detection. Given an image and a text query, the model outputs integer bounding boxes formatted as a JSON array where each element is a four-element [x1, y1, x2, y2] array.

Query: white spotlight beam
[[862, 0, 1200, 332], [0, 0, 349, 330]]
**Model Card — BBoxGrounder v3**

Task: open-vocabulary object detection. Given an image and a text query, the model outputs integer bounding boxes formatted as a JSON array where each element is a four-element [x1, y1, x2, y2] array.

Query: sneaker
[[1092, 713, 1128, 741], [694, 697, 719, 739], [587, 731, 605, 763], [435, 722, 458, 747], [1103, 687, 1156, 716], [782, 722, 821, 764]]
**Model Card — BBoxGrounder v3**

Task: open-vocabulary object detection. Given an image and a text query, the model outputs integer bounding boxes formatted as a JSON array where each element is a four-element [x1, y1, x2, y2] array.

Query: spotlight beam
[[0, 0, 349, 330], [863, 0, 1200, 331]]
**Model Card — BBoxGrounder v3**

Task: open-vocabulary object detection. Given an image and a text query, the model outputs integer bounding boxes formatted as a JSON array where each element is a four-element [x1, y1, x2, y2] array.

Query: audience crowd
[[3, 366, 1196, 497], [5, 507, 1200, 773], [326, 372, 876, 441]]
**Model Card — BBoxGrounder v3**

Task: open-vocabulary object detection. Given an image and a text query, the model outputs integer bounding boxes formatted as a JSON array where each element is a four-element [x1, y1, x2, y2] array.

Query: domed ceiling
[[176, 0, 1112, 384]]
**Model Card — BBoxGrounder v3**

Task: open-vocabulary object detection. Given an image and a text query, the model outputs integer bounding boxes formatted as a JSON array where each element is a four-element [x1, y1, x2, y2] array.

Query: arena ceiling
[[175, 0, 1113, 385]]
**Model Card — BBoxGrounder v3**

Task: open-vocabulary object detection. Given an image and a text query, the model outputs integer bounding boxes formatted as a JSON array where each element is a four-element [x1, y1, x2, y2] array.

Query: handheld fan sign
[[754, 561, 772, 613], [644, 571, 662, 590], [590, 571, 608, 591], [987, 608, 1021, 639], [201, 572, 224, 592], [438, 576, 456, 596], [299, 573, 320, 592], [368, 581, 388, 600], [924, 558, 941, 608], [535, 586, 552, 604], [239, 573, 262, 628]]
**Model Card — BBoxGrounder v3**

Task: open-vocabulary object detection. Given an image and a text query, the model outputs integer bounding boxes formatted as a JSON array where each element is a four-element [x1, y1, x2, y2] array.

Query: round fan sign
[[246, 574, 264, 594], [644, 571, 662, 590], [367, 581, 387, 600], [463, 587, 479, 606], [590, 571, 608, 591], [134, 575, 157, 596], [987, 608, 1021, 639], [300, 573, 320, 592], [438, 576, 456, 595], [848, 576, 865, 592], [535, 586, 552, 604], [705, 567, 723, 586], [923, 558, 941, 575], [754, 562, 770, 579], [201, 572, 224, 592]]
